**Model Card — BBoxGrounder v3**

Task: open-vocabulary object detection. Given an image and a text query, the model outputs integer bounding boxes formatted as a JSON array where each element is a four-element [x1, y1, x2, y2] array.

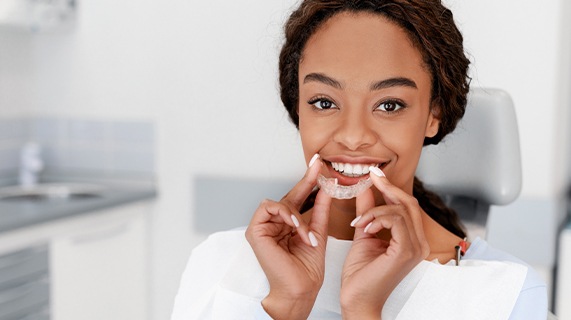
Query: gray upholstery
[[416, 88, 522, 226]]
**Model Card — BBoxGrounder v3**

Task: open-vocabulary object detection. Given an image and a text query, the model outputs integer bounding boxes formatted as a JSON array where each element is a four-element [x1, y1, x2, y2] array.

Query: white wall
[[0, 0, 569, 318], [0, 32, 36, 117], [445, 0, 569, 199]]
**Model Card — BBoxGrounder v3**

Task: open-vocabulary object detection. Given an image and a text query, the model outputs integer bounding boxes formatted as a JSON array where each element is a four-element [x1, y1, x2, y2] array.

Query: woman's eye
[[310, 99, 336, 110], [376, 100, 404, 112]]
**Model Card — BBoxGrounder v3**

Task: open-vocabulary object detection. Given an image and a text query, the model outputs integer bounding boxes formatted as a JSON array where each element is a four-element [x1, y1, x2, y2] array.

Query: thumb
[[308, 189, 332, 243]]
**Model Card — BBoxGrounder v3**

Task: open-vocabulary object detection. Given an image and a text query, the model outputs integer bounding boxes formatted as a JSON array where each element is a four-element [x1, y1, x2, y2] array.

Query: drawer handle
[[71, 223, 129, 244]]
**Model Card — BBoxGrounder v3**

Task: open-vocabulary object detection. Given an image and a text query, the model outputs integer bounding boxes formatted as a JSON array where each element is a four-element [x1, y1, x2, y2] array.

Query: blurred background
[[0, 0, 570, 319]]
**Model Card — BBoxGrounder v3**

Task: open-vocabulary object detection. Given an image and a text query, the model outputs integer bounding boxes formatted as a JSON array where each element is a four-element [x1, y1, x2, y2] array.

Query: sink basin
[[0, 183, 106, 201]]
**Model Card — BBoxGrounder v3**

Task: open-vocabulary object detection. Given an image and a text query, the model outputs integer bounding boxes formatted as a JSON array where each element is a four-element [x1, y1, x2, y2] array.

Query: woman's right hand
[[245, 154, 332, 320]]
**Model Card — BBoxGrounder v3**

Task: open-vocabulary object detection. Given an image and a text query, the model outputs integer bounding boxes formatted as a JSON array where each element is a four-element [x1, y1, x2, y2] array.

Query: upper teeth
[[331, 162, 378, 177]]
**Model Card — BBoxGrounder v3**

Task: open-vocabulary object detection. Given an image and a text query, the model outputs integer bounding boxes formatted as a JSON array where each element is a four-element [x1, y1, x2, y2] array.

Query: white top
[[171, 229, 547, 320]]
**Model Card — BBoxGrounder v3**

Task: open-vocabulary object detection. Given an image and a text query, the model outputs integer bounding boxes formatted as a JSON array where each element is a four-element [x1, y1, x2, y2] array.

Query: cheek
[[299, 119, 322, 157], [378, 120, 426, 177], [298, 111, 337, 161], [378, 118, 426, 151]]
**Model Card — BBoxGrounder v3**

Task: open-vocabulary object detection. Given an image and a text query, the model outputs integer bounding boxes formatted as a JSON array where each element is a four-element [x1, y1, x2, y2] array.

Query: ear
[[425, 107, 440, 138]]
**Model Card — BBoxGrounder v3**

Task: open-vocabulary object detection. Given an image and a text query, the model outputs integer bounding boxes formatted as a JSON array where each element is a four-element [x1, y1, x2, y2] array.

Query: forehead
[[299, 11, 430, 89]]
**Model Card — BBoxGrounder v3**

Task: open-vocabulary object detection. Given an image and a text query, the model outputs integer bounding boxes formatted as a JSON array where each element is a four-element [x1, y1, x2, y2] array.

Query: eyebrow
[[303, 73, 343, 89], [303, 72, 417, 91], [370, 77, 417, 91]]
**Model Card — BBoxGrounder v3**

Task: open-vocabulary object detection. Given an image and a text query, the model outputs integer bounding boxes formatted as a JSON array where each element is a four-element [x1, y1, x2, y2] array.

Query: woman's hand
[[245, 155, 332, 320], [340, 169, 430, 319]]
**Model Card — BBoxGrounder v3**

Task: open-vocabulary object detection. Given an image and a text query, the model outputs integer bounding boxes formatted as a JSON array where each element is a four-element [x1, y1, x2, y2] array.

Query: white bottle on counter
[[19, 142, 44, 188]]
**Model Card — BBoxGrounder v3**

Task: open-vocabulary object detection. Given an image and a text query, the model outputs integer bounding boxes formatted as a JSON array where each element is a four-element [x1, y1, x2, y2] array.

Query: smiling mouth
[[329, 161, 387, 178]]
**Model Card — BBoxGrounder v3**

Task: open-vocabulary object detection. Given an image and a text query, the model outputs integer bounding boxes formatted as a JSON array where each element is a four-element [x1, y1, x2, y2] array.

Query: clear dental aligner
[[317, 174, 373, 199]]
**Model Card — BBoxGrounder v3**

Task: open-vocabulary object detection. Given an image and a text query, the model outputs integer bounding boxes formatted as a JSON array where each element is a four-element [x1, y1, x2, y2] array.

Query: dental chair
[[416, 88, 522, 239], [416, 88, 558, 319]]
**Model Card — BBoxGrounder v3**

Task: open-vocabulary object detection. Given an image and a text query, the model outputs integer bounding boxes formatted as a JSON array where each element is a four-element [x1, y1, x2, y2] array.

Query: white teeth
[[344, 163, 353, 174], [331, 162, 379, 177]]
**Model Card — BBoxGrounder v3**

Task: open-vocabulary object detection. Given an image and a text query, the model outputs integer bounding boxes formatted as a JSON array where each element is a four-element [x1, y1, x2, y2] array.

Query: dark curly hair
[[281, 0, 470, 238]]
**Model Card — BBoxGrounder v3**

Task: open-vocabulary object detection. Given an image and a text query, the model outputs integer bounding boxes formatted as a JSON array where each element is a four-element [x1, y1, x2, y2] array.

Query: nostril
[[333, 123, 377, 151]]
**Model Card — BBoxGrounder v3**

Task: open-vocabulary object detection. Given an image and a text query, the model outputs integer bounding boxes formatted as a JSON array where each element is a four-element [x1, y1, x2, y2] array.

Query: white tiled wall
[[0, 117, 155, 177], [0, 118, 27, 175]]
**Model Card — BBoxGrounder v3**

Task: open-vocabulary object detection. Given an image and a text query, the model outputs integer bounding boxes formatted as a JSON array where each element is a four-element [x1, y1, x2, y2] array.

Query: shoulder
[[465, 238, 547, 319], [192, 228, 248, 258], [465, 238, 546, 291], [183, 228, 251, 283]]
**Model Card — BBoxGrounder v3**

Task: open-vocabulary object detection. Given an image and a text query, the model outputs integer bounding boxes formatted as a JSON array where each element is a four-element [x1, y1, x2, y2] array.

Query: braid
[[413, 177, 466, 238]]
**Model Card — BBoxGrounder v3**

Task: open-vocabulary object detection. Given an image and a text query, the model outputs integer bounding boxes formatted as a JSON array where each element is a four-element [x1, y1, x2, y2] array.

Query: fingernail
[[309, 154, 320, 168], [364, 222, 373, 233], [308, 231, 318, 247], [369, 166, 385, 177], [291, 215, 300, 228], [350, 215, 362, 227]]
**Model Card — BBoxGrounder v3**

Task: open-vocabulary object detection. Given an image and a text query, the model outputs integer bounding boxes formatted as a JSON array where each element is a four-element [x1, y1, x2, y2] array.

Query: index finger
[[281, 154, 322, 210], [368, 166, 411, 205], [368, 166, 427, 242]]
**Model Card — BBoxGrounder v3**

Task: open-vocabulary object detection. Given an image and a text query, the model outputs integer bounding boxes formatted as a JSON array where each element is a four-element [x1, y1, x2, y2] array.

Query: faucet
[[19, 142, 44, 188]]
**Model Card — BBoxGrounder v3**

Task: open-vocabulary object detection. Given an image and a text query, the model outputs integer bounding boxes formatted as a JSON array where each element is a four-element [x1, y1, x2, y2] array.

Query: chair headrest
[[416, 88, 522, 206]]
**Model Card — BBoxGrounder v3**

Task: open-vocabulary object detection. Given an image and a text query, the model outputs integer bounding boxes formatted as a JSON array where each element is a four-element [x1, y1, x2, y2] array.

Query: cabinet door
[[50, 205, 149, 320]]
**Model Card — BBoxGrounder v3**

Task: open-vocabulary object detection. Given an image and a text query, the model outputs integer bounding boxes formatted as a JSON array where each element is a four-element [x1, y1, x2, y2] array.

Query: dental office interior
[[0, 0, 570, 319]]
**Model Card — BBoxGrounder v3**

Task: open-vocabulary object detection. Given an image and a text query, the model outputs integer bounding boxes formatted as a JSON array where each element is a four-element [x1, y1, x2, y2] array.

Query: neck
[[328, 199, 359, 239], [302, 198, 357, 240], [422, 213, 465, 263]]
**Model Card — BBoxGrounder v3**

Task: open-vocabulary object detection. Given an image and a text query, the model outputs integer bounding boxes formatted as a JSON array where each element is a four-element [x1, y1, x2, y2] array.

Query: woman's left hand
[[340, 171, 430, 319]]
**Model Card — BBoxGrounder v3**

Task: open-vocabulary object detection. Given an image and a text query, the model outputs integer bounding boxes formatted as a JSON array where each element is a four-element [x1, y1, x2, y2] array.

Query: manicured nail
[[291, 215, 300, 228], [369, 166, 385, 177], [309, 154, 320, 168], [350, 215, 362, 227], [308, 231, 318, 247], [364, 222, 373, 233]]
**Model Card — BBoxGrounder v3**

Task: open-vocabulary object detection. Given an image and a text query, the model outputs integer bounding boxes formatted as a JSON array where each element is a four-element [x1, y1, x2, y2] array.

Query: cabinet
[[0, 201, 151, 320], [50, 203, 149, 320]]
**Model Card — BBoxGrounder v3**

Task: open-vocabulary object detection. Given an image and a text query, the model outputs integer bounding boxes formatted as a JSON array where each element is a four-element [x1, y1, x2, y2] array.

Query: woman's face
[[298, 12, 439, 197]]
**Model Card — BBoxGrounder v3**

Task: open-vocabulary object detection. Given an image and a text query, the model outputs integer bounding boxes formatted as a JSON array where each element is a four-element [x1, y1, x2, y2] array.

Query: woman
[[172, 1, 547, 319]]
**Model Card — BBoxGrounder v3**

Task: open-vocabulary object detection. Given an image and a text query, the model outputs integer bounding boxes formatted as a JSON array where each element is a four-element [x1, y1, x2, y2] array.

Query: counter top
[[0, 175, 157, 233]]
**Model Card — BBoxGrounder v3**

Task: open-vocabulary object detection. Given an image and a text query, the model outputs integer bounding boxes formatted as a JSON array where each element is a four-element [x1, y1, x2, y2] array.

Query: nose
[[332, 111, 377, 151]]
